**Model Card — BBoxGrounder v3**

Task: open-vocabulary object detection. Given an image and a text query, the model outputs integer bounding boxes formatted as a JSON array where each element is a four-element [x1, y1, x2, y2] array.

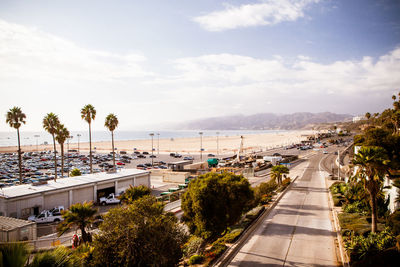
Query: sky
[[1, 0, 400, 131]]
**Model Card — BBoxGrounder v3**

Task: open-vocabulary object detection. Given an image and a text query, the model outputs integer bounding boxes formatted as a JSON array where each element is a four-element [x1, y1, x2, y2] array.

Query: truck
[[28, 210, 63, 223], [99, 193, 121, 206]]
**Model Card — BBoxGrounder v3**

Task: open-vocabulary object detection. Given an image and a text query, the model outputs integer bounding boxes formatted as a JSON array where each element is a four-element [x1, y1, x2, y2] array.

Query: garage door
[[97, 182, 114, 190], [73, 187, 94, 204], [44, 192, 68, 210], [117, 178, 133, 193]]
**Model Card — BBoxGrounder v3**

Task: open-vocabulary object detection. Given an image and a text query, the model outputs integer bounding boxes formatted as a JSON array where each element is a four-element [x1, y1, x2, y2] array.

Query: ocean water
[[0, 130, 288, 147]]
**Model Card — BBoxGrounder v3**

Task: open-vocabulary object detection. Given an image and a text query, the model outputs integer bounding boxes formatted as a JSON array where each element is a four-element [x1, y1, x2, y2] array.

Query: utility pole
[[216, 132, 219, 158], [199, 132, 203, 160], [157, 133, 160, 156], [337, 150, 340, 181], [77, 134, 81, 154], [67, 136, 73, 177], [34, 135, 40, 152], [150, 133, 154, 166]]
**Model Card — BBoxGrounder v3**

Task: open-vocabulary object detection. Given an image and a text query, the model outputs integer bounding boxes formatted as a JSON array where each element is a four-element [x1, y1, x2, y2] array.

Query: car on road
[[174, 153, 182, 158], [207, 154, 215, 157], [142, 151, 149, 155], [184, 156, 194, 160], [137, 154, 146, 158], [149, 155, 156, 158], [116, 162, 125, 165]]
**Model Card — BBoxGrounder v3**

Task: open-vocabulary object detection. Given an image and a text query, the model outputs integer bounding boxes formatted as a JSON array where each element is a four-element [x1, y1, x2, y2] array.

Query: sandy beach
[[0, 130, 315, 154]]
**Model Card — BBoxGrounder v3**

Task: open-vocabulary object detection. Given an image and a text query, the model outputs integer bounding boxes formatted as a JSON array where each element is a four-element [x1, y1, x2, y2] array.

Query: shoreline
[[0, 130, 315, 154]]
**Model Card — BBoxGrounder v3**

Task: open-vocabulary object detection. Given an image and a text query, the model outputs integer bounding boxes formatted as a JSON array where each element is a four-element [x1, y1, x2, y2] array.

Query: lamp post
[[77, 134, 81, 154], [150, 133, 154, 166], [216, 132, 219, 158], [67, 136, 73, 177], [34, 135, 40, 152], [199, 132, 203, 160], [157, 133, 160, 156]]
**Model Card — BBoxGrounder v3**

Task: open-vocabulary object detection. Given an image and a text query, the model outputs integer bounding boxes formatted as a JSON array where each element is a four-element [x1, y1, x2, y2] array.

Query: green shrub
[[343, 201, 368, 214], [216, 231, 242, 244], [333, 195, 345, 207], [70, 168, 82, 177], [386, 209, 400, 235], [329, 182, 347, 195], [210, 243, 227, 258], [183, 236, 204, 257], [345, 228, 396, 263], [188, 254, 204, 265]]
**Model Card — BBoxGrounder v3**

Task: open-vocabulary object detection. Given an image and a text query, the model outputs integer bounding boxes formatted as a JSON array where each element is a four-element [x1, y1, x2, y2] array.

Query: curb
[[213, 175, 300, 267], [325, 179, 350, 267]]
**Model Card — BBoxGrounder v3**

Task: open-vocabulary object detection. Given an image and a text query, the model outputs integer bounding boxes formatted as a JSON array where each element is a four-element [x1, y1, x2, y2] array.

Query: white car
[[28, 210, 63, 223], [99, 193, 121, 206]]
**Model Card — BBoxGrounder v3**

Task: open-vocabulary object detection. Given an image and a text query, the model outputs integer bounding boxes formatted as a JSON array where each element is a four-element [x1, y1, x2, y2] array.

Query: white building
[[0, 169, 150, 219]]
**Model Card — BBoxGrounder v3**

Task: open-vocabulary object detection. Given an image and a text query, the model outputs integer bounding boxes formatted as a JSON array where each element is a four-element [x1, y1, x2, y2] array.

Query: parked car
[[149, 155, 156, 158], [142, 151, 149, 155], [99, 193, 120, 206], [116, 162, 125, 165], [28, 210, 63, 223], [207, 154, 215, 157], [137, 154, 146, 158], [184, 156, 194, 160]]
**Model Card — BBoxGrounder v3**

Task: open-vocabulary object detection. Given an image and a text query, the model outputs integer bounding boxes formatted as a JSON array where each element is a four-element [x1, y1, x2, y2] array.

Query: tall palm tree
[[104, 113, 119, 170], [365, 112, 371, 120], [57, 202, 97, 244], [5, 107, 26, 184], [353, 146, 389, 233], [55, 124, 70, 178], [81, 104, 96, 174], [271, 165, 289, 185], [43, 113, 60, 181]]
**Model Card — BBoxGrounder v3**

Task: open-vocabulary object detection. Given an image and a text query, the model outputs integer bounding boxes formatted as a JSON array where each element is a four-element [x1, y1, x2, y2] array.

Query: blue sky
[[1, 0, 400, 131]]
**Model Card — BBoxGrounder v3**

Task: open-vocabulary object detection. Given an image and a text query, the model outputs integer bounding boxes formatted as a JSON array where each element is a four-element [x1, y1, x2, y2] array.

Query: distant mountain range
[[177, 112, 353, 130]]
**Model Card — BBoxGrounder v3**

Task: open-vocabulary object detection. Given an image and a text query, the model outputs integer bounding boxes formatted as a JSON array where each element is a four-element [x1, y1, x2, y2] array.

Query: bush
[[345, 228, 396, 263], [70, 168, 82, 177], [343, 201, 368, 214], [281, 177, 290, 187], [329, 182, 347, 195], [188, 254, 204, 265], [209, 243, 227, 258], [333, 195, 345, 207], [183, 236, 204, 257], [386, 209, 400, 235]]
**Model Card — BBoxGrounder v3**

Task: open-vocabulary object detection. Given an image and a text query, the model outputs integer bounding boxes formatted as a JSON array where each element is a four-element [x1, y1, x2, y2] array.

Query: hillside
[[177, 112, 352, 130]]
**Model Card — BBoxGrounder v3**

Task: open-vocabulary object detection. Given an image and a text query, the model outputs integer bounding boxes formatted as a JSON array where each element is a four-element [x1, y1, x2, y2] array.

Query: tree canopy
[[181, 172, 254, 240], [118, 185, 151, 204], [91, 196, 186, 267]]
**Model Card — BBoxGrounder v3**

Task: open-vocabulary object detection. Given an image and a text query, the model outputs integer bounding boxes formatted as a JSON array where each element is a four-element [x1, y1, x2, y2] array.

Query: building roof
[[0, 168, 149, 199], [0, 216, 34, 231]]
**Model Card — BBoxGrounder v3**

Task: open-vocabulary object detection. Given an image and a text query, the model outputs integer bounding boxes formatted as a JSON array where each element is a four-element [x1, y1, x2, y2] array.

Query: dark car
[[149, 155, 156, 158], [174, 154, 182, 158], [143, 151, 149, 155], [133, 151, 140, 155], [137, 154, 146, 158], [169, 153, 176, 157], [207, 154, 215, 157]]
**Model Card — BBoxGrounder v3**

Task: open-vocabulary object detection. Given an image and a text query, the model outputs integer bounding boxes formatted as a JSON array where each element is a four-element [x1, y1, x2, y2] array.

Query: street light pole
[[150, 133, 154, 166], [34, 135, 40, 152], [216, 132, 219, 158], [77, 134, 81, 154], [157, 133, 160, 156], [199, 132, 203, 161], [67, 136, 73, 177]]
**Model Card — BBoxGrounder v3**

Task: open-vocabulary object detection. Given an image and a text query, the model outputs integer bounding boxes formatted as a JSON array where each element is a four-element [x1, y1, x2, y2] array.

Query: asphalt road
[[227, 152, 340, 267]]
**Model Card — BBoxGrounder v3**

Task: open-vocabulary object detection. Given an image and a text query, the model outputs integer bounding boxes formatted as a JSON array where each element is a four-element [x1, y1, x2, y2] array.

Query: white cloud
[[0, 19, 152, 83], [193, 0, 320, 31], [1, 18, 399, 131]]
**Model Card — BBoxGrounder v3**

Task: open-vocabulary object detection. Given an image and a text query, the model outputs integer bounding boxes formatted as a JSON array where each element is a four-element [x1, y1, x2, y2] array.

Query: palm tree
[[5, 107, 26, 184], [104, 113, 119, 170], [353, 146, 389, 233], [271, 165, 289, 185], [81, 104, 96, 174], [365, 112, 371, 120], [55, 124, 70, 178], [57, 202, 97, 244], [43, 113, 60, 181]]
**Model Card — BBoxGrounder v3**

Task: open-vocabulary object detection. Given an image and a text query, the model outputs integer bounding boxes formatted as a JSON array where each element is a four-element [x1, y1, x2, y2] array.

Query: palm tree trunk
[[80, 225, 88, 243], [370, 192, 377, 233], [61, 144, 64, 178], [112, 131, 115, 169], [52, 134, 57, 182], [89, 123, 92, 174], [17, 128, 23, 184]]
